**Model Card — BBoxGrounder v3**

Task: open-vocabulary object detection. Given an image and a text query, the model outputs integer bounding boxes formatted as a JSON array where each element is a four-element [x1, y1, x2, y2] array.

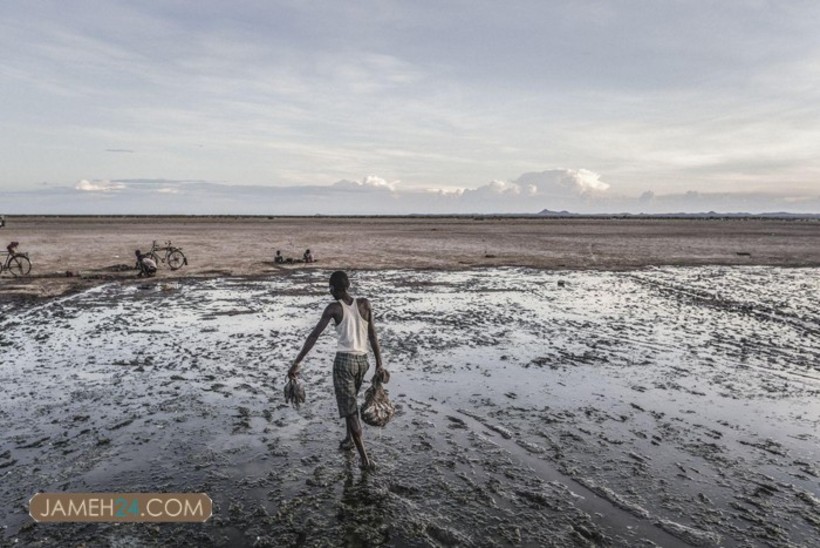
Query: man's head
[[135, 249, 141, 257], [329, 271, 349, 299]]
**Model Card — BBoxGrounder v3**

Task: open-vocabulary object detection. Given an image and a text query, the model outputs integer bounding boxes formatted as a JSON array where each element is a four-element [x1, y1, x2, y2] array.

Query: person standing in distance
[[289, 271, 387, 470]]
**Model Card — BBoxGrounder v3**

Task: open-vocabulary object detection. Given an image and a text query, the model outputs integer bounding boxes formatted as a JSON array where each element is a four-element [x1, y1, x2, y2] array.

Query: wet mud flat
[[1, 267, 819, 547]]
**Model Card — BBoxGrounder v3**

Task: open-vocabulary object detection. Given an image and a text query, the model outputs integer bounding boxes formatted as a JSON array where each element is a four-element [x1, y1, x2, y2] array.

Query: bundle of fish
[[360, 376, 395, 427], [283, 377, 306, 408]]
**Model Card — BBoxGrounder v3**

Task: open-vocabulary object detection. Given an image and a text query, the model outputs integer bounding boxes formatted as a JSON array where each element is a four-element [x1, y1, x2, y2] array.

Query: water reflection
[[338, 455, 391, 547]]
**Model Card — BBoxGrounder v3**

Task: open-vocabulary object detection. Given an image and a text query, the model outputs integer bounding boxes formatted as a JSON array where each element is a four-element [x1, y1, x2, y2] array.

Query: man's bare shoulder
[[323, 301, 344, 323], [356, 297, 373, 321]]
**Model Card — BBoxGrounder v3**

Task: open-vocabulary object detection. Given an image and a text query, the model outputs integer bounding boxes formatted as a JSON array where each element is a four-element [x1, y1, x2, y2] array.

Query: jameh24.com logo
[[29, 493, 212, 523]]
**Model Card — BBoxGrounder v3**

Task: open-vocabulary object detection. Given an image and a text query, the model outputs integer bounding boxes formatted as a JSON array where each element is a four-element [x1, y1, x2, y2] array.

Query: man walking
[[289, 271, 387, 470]]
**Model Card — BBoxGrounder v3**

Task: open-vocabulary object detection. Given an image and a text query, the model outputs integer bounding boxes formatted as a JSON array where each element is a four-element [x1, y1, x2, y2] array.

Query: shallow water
[[1, 267, 819, 546]]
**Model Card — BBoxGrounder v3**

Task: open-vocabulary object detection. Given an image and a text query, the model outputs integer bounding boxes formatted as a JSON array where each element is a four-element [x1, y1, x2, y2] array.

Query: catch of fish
[[283, 377, 306, 408], [360, 377, 395, 427]]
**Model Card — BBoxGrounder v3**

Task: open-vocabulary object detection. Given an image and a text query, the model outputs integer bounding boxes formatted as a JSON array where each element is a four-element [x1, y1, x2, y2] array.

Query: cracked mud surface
[[1, 267, 819, 546]]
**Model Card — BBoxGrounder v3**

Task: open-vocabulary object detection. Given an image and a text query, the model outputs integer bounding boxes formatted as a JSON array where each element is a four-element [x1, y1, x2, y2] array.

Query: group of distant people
[[133, 246, 318, 278], [128, 247, 322, 278], [275, 248, 316, 265]]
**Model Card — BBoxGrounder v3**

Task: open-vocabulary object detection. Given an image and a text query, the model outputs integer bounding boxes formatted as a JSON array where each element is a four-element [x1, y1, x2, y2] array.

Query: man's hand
[[287, 361, 300, 380], [373, 366, 390, 384]]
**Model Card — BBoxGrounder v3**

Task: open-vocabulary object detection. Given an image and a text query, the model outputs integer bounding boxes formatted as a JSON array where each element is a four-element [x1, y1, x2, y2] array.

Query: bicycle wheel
[[167, 250, 187, 270], [9, 255, 31, 277]]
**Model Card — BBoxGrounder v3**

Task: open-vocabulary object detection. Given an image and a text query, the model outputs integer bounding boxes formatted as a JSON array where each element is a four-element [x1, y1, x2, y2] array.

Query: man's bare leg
[[344, 413, 372, 470], [339, 422, 354, 451]]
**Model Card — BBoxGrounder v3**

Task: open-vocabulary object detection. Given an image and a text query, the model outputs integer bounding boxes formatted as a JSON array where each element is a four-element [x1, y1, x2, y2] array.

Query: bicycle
[[147, 240, 188, 270], [0, 242, 31, 277]]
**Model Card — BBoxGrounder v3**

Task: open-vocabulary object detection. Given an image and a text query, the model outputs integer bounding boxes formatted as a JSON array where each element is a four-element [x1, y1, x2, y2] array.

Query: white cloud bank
[[332, 175, 399, 192], [75, 179, 126, 192], [2, 170, 818, 215]]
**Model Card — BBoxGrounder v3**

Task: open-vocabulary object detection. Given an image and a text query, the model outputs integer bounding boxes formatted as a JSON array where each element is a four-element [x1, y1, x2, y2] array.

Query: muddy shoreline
[[2, 217, 819, 546], [2, 266, 819, 546]]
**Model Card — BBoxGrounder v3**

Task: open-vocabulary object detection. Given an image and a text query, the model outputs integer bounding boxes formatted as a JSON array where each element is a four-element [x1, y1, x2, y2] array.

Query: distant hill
[[537, 209, 820, 219]]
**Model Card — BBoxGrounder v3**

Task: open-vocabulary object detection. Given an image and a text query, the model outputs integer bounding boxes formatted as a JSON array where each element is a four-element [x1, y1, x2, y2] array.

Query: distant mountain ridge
[[537, 209, 820, 219]]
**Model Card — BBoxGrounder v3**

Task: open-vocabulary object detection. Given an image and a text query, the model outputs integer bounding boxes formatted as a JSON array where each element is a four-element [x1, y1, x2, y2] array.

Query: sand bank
[[1, 215, 819, 299]]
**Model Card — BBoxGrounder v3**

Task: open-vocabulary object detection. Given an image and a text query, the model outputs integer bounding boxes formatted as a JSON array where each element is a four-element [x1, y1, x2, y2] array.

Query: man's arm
[[361, 299, 385, 380], [288, 304, 336, 379]]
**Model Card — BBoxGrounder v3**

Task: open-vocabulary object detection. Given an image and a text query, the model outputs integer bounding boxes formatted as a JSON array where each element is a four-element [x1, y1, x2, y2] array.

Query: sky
[[1, 1, 819, 214]]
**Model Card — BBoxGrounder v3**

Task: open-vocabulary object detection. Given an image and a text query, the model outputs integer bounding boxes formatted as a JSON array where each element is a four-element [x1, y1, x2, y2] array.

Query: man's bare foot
[[359, 458, 375, 471], [339, 438, 354, 451]]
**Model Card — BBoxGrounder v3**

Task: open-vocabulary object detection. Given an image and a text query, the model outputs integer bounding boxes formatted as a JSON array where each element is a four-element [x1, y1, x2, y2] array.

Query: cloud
[[634, 190, 820, 214], [463, 179, 522, 198], [450, 169, 613, 211], [574, 169, 610, 192], [425, 187, 465, 197], [332, 175, 399, 192], [2, 170, 818, 215], [75, 179, 126, 192], [513, 169, 610, 196], [362, 175, 399, 190], [105, 148, 135, 153]]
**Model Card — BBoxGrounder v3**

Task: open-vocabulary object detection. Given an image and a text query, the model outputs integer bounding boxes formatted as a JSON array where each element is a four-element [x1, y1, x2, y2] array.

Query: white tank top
[[336, 297, 369, 355]]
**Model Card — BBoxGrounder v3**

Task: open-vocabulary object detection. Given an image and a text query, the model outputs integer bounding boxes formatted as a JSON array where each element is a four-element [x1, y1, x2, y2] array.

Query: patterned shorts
[[333, 352, 370, 418]]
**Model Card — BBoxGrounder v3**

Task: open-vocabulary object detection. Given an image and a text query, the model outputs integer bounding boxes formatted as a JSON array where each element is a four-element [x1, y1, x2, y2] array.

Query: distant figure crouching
[[135, 249, 157, 278], [303, 249, 315, 263]]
